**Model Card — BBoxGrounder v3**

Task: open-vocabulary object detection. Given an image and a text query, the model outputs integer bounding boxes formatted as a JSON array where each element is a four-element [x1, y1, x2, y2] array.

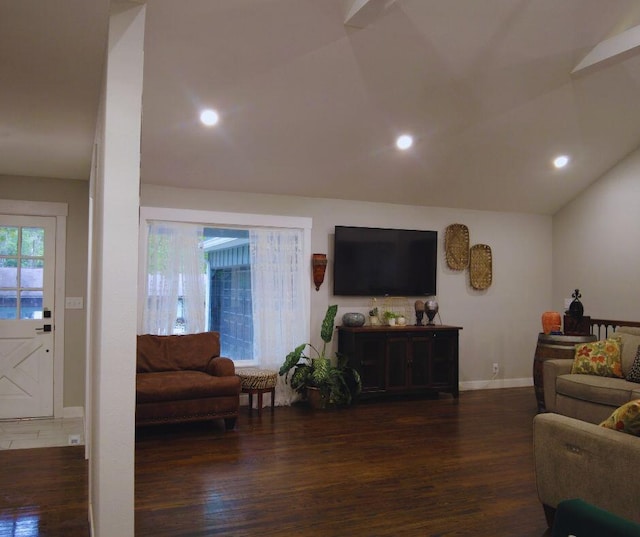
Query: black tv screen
[[333, 226, 437, 296]]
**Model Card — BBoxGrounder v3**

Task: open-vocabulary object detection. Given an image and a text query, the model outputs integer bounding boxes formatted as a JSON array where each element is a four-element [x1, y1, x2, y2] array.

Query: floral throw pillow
[[571, 338, 623, 378], [600, 399, 640, 436], [626, 345, 640, 383]]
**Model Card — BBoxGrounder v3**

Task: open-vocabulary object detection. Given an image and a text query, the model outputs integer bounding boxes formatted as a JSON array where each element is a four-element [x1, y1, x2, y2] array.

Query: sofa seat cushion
[[137, 371, 241, 403], [556, 373, 639, 407]]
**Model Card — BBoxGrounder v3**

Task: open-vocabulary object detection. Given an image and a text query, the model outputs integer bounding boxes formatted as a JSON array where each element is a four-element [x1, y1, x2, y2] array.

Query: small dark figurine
[[414, 300, 425, 326], [568, 289, 584, 318]]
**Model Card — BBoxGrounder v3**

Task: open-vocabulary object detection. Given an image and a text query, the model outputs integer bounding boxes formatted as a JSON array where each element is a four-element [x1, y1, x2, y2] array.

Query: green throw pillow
[[571, 337, 623, 378], [600, 399, 640, 436]]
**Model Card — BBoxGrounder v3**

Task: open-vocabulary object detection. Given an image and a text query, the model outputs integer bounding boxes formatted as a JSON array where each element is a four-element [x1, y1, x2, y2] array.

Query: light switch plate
[[65, 297, 84, 309]]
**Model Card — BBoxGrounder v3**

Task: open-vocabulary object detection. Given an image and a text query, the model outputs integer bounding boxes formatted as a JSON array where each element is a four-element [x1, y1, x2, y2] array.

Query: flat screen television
[[333, 225, 437, 296]]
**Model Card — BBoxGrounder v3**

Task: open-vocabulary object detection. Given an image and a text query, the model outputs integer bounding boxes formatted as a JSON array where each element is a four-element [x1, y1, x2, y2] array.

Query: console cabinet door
[[386, 337, 409, 390], [340, 331, 386, 392], [430, 331, 459, 396], [409, 336, 430, 388], [357, 334, 386, 392]]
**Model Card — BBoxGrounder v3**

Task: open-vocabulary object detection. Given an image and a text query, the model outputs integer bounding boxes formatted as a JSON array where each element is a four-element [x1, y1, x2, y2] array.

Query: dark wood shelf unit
[[337, 325, 462, 400]]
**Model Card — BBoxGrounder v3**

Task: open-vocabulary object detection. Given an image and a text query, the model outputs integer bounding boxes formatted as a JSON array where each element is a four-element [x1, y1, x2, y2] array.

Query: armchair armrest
[[543, 358, 573, 412], [205, 356, 236, 377], [534, 413, 640, 523]]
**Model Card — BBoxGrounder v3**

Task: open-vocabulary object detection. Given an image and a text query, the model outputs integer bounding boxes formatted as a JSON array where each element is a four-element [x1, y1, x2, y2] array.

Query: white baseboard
[[63, 406, 85, 419], [460, 377, 533, 391]]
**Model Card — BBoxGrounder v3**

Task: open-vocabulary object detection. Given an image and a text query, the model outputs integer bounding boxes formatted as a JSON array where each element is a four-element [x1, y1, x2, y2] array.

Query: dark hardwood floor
[[0, 387, 551, 536]]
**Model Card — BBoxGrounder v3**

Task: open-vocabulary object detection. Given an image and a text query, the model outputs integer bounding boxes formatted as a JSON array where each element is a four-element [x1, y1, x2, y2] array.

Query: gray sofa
[[535, 325, 640, 526], [543, 326, 640, 424]]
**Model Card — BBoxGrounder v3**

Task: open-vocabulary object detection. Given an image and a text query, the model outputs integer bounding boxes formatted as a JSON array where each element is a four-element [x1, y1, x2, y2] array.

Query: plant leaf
[[320, 304, 338, 343], [279, 343, 307, 378]]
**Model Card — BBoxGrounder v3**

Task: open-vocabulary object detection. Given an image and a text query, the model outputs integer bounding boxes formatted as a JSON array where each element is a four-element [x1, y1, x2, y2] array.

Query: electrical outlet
[[68, 434, 81, 446], [492, 362, 499, 375]]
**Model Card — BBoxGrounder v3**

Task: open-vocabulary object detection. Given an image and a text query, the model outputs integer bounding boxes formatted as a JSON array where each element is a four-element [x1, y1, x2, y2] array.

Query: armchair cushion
[[137, 369, 241, 403]]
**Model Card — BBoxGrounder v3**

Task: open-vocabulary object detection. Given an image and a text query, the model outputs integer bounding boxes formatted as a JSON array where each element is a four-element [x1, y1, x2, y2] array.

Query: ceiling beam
[[572, 24, 640, 75], [344, 0, 397, 29]]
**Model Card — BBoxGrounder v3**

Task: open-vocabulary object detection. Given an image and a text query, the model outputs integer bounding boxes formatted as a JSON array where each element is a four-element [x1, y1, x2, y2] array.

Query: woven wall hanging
[[469, 244, 492, 290], [444, 223, 470, 270]]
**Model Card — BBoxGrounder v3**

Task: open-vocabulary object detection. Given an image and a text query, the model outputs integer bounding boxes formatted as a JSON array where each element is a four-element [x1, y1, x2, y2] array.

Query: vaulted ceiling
[[3, 0, 640, 215]]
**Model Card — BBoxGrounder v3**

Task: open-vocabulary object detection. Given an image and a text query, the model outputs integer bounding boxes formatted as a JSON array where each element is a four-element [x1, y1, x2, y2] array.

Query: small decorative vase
[[397, 316, 406, 326], [342, 312, 365, 327], [387, 318, 396, 326], [369, 316, 380, 326], [541, 311, 561, 334]]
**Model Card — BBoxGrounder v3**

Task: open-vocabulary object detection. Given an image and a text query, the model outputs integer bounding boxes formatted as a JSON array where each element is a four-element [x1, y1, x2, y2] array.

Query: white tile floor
[[0, 417, 84, 450]]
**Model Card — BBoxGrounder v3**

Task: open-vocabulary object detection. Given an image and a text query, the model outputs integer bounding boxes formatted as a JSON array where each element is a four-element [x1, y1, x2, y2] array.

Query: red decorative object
[[541, 311, 561, 334], [312, 253, 328, 291]]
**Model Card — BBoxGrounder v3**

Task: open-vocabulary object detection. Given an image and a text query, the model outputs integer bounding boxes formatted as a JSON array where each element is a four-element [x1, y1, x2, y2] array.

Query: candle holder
[[312, 253, 328, 291]]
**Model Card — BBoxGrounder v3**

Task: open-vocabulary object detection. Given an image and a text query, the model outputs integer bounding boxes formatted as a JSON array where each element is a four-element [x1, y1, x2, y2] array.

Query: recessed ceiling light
[[553, 155, 570, 169], [200, 109, 220, 127], [396, 134, 413, 151]]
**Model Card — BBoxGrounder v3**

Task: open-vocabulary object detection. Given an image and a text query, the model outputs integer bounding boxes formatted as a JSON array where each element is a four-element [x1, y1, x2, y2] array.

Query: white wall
[[142, 185, 552, 387], [553, 147, 640, 321]]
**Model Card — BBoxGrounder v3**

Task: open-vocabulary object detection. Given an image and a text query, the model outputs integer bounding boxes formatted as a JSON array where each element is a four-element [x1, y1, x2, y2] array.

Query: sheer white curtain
[[142, 221, 206, 335], [250, 228, 308, 406]]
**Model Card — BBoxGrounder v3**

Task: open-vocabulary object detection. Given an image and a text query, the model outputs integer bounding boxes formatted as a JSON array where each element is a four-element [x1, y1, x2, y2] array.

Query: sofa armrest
[[205, 356, 236, 377], [543, 359, 573, 412], [533, 413, 640, 523]]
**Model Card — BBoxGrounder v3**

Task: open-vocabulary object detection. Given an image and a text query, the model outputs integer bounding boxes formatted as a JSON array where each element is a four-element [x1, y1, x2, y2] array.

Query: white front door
[[0, 215, 56, 419]]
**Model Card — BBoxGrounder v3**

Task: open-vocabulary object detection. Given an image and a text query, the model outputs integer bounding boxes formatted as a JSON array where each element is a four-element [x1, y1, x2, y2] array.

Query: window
[[204, 229, 252, 360], [138, 207, 311, 405]]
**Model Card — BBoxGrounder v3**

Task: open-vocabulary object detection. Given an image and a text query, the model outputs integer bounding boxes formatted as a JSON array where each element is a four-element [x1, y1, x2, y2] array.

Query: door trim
[[0, 199, 68, 418]]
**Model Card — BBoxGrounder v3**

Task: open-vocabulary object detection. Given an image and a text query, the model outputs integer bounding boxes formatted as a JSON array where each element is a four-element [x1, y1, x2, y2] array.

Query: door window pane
[[0, 258, 18, 287], [21, 227, 45, 256], [21, 259, 44, 288], [0, 226, 18, 255], [20, 290, 43, 320], [0, 290, 17, 319]]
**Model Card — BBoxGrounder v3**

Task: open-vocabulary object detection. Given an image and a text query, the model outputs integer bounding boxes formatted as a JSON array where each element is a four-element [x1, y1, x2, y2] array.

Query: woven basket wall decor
[[445, 223, 470, 270], [469, 244, 492, 290]]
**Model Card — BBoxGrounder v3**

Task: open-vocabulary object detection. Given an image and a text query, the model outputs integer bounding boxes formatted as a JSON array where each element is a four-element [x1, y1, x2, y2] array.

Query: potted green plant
[[369, 306, 380, 326], [383, 310, 398, 326], [383, 310, 406, 326], [279, 305, 362, 408]]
